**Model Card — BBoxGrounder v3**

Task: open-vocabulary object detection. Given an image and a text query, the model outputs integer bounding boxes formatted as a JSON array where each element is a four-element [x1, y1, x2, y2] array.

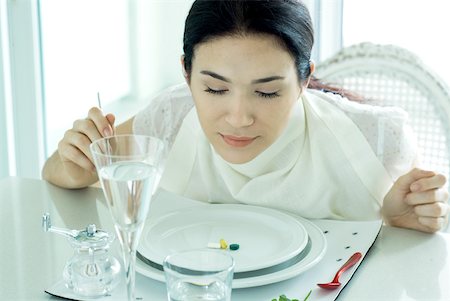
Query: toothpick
[[97, 92, 102, 109]]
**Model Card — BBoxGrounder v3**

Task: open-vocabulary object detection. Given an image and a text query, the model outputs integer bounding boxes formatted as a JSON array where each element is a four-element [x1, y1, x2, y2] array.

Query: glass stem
[[116, 226, 142, 301], [124, 247, 137, 301]]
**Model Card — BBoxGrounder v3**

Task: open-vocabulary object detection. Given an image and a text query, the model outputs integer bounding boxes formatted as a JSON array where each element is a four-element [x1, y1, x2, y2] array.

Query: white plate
[[136, 208, 327, 288], [138, 204, 308, 273]]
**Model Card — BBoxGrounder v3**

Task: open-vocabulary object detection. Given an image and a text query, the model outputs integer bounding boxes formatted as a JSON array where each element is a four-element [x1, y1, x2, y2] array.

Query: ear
[[180, 55, 189, 83], [309, 60, 315, 75], [303, 60, 315, 88]]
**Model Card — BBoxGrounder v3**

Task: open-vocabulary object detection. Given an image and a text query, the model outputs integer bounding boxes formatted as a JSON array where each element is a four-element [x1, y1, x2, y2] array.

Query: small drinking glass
[[90, 134, 164, 301], [163, 249, 235, 301]]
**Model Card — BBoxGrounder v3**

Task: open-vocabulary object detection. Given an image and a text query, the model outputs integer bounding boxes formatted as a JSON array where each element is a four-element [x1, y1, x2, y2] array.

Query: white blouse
[[133, 83, 417, 182]]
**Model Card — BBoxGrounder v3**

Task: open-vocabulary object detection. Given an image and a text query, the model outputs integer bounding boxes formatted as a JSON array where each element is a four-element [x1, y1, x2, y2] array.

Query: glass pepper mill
[[42, 213, 121, 297]]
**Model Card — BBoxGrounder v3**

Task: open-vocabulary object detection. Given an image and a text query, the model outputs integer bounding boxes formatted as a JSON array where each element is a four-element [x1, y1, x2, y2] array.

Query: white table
[[1, 177, 450, 301]]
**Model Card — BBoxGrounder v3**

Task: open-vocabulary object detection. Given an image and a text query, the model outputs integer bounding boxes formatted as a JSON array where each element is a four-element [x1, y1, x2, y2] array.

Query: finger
[[405, 188, 449, 205], [417, 216, 446, 232], [393, 168, 435, 193], [106, 113, 116, 133], [63, 130, 97, 163], [65, 146, 96, 172], [414, 202, 449, 218], [87, 107, 115, 137], [72, 119, 103, 145], [58, 139, 96, 172], [410, 173, 447, 192]]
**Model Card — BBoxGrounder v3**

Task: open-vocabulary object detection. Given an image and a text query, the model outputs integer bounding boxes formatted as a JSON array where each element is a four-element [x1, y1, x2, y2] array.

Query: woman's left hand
[[382, 168, 449, 233]]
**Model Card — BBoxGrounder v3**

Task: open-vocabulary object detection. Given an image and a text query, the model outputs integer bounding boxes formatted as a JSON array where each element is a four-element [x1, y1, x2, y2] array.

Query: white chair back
[[315, 42, 450, 181]]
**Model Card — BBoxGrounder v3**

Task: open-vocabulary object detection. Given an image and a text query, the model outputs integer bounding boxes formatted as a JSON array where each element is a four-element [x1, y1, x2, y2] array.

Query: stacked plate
[[136, 204, 327, 288]]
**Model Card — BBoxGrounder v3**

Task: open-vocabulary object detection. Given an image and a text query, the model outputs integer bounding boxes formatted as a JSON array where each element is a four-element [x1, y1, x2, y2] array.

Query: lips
[[221, 134, 256, 147]]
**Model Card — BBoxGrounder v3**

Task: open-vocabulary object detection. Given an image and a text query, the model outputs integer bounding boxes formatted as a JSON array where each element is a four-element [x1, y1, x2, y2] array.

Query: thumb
[[394, 168, 435, 193], [105, 113, 116, 132]]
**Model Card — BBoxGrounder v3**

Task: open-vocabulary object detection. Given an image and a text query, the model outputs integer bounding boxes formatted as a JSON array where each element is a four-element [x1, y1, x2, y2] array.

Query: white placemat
[[46, 189, 382, 301]]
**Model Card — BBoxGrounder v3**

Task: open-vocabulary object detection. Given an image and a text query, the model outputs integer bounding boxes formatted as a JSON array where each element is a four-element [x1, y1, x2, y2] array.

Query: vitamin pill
[[220, 239, 228, 249], [229, 244, 239, 251], [207, 242, 221, 249]]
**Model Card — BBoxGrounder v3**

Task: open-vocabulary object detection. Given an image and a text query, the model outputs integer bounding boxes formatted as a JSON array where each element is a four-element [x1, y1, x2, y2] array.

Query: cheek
[[192, 95, 221, 135], [192, 91, 224, 119], [265, 105, 295, 137], [195, 99, 218, 122]]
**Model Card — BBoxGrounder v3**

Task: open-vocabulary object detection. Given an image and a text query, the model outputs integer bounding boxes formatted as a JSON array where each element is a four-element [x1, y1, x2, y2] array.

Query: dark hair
[[183, 0, 313, 82], [183, 0, 361, 101]]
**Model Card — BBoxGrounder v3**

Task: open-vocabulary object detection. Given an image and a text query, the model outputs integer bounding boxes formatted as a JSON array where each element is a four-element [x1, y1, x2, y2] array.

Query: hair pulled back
[[183, 0, 313, 83]]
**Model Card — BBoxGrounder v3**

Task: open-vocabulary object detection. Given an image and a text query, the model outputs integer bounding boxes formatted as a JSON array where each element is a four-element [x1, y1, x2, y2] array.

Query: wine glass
[[90, 134, 164, 301]]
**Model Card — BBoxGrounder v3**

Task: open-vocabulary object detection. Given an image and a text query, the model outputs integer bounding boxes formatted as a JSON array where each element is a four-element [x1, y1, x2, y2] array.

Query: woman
[[42, 0, 448, 233]]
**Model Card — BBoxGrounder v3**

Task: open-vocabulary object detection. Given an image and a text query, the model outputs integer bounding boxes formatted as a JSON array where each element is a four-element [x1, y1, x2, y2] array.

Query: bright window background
[[40, 0, 130, 157], [40, 0, 193, 159], [342, 0, 450, 86]]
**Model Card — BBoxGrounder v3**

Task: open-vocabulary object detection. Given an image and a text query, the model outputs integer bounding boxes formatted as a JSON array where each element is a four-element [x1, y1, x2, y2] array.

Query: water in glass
[[99, 161, 159, 231], [168, 278, 228, 301]]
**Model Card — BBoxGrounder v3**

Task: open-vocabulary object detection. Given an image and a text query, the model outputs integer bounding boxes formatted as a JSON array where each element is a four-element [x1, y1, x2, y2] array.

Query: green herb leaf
[[303, 289, 312, 301], [271, 289, 312, 301]]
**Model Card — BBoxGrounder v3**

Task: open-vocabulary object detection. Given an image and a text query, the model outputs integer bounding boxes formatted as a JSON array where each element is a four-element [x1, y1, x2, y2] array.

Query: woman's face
[[188, 34, 303, 164]]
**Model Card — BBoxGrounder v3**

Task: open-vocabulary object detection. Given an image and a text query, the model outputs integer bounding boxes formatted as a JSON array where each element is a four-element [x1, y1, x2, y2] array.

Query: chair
[[315, 42, 450, 183]]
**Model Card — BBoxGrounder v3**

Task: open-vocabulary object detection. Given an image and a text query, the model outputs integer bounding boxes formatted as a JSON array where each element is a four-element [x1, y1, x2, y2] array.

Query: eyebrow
[[200, 70, 231, 83], [251, 76, 285, 84], [199, 70, 285, 84]]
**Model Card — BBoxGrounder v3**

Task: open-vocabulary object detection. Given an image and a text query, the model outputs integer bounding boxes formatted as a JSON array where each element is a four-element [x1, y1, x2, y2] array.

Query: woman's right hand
[[57, 107, 115, 173]]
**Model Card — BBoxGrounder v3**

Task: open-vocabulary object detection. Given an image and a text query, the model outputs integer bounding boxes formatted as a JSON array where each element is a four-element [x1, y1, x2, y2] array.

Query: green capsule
[[229, 243, 240, 250]]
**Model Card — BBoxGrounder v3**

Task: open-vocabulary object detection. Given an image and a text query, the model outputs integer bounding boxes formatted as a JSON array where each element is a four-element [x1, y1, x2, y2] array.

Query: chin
[[216, 148, 258, 164]]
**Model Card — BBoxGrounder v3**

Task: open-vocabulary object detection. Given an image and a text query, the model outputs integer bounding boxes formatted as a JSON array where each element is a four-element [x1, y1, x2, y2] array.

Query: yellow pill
[[219, 239, 228, 249]]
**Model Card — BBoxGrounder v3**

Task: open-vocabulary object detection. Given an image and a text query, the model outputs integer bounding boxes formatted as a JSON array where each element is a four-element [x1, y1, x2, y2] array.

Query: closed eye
[[204, 87, 227, 95], [256, 91, 280, 99]]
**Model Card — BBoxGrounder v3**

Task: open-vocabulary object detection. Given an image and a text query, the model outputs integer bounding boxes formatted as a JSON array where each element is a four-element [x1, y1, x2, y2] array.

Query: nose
[[225, 95, 254, 128]]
